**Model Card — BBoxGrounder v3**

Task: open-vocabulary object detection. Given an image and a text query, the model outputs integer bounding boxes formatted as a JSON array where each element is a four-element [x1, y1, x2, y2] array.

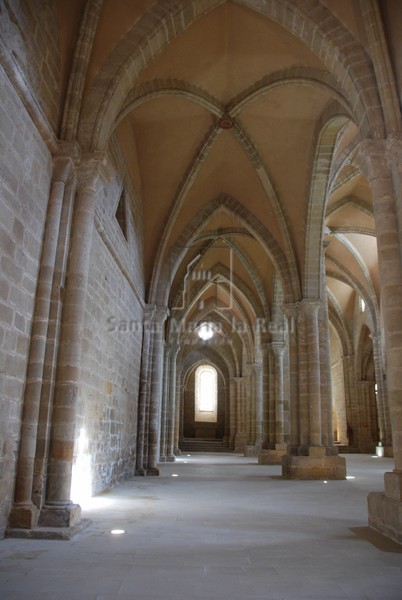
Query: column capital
[[355, 139, 389, 181], [76, 151, 115, 189], [165, 341, 180, 356], [299, 298, 321, 316], [144, 304, 169, 325], [283, 302, 301, 318], [52, 141, 80, 183], [271, 341, 286, 356]]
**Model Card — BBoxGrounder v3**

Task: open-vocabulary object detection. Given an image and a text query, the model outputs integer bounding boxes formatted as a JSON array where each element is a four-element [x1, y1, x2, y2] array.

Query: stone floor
[[1, 453, 402, 600]]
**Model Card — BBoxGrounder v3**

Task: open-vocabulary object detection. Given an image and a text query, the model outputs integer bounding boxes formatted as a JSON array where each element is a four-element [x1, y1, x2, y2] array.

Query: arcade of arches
[[1, 0, 402, 545]]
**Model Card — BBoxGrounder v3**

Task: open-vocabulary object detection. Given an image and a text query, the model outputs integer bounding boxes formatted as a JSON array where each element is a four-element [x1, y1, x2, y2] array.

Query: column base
[[38, 503, 81, 528], [173, 448, 182, 456], [359, 441, 376, 453], [244, 445, 259, 457], [258, 444, 287, 465], [8, 503, 39, 529], [146, 467, 160, 476], [165, 455, 176, 463], [234, 433, 247, 454], [368, 473, 402, 544], [6, 518, 91, 541], [282, 447, 346, 479]]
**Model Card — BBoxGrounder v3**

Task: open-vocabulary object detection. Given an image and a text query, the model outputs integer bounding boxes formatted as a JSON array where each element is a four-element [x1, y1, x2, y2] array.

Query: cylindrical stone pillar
[[302, 300, 322, 447], [166, 344, 179, 461], [147, 306, 169, 474], [159, 344, 171, 462], [136, 306, 153, 475], [358, 139, 402, 470], [9, 149, 76, 529], [254, 362, 263, 447], [284, 305, 299, 447], [272, 342, 286, 445], [39, 158, 104, 527], [371, 332, 392, 447]]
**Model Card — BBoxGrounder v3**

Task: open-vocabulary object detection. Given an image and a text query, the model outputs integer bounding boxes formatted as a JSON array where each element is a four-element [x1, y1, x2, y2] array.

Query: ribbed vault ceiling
[[58, 0, 380, 373]]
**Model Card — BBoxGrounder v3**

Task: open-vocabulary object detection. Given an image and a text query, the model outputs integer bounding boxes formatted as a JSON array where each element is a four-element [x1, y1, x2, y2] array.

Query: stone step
[[179, 438, 231, 453]]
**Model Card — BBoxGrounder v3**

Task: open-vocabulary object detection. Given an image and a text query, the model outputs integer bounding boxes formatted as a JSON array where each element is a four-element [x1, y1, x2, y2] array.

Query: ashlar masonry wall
[[0, 66, 52, 537], [71, 168, 144, 501]]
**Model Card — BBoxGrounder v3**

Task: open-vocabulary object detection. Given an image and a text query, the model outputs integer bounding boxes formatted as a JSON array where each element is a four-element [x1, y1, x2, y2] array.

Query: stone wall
[[182, 369, 225, 440], [72, 228, 143, 500], [0, 0, 61, 131], [0, 66, 52, 537], [70, 160, 144, 501]]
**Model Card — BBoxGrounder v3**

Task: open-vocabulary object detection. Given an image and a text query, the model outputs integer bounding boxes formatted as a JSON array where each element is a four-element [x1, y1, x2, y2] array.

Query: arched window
[[194, 365, 218, 423]]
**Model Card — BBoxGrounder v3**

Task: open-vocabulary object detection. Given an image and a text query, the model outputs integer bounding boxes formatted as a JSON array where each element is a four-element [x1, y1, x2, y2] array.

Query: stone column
[[282, 300, 346, 479], [244, 364, 258, 456], [259, 341, 288, 465], [39, 155, 106, 528], [272, 343, 285, 445], [254, 362, 263, 448], [371, 332, 392, 450], [135, 305, 153, 475], [166, 344, 179, 461], [296, 305, 309, 449], [319, 254, 334, 448], [267, 344, 276, 446], [146, 306, 169, 475], [159, 344, 170, 463], [9, 147, 77, 530], [229, 378, 237, 450], [357, 381, 375, 453], [261, 346, 270, 449], [285, 305, 299, 447], [358, 138, 402, 543], [304, 300, 322, 447], [234, 376, 247, 452], [342, 354, 359, 449], [173, 355, 182, 455], [245, 365, 253, 446]]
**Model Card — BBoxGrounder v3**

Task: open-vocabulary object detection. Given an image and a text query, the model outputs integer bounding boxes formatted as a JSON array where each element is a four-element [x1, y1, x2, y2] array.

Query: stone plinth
[[234, 433, 247, 454], [7, 502, 87, 540], [244, 445, 259, 457], [8, 503, 39, 529], [368, 471, 402, 544], [282, 447, 346, 480], [39, 503, 81, 528], [6, 519, 91, 541], [258, 444, 287, 465]]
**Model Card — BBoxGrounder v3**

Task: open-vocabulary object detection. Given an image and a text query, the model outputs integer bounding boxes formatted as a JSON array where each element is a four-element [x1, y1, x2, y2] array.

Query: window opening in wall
[[195, 365, 218, 423], [116, 189, 128, 240]]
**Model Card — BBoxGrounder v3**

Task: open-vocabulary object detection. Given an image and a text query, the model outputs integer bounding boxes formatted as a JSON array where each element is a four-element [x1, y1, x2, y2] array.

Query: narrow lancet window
[[195, 365, 218, 423]]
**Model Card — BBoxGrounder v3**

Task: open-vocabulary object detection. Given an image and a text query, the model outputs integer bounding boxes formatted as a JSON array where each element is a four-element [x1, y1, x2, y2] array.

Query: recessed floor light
[[346, 476, 356, 480], [172, 474, 178, 477], [111, 529, 125, 535]]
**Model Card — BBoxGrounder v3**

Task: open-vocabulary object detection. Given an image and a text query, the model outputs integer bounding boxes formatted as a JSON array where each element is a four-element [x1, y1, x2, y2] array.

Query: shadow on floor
[[349, 526, 402, 553]]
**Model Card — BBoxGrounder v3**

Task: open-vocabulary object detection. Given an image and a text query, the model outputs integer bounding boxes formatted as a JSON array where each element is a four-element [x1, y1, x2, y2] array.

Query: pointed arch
[[77, 0, 385, 151], [304, 115, 350, 298], [151, 194, 296, 306]]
